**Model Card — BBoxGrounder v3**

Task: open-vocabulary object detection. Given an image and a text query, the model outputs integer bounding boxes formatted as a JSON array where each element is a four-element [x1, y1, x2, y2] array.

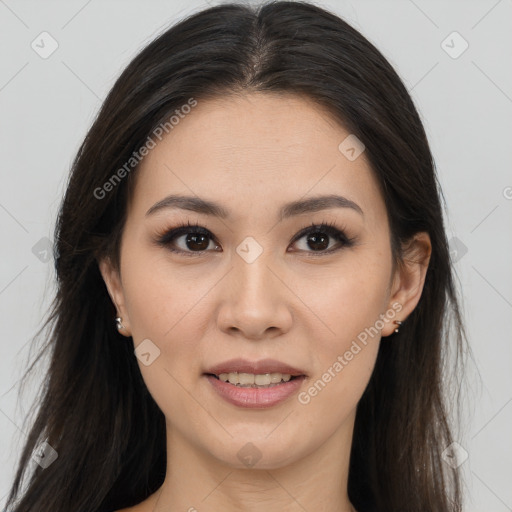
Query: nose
[[216, 249, 293, 340]]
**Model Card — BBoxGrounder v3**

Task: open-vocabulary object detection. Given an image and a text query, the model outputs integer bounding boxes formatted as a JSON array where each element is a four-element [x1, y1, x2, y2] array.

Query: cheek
[[295, 289, 385, 427], [297, 250, 392, 345], [119, 248, 217, 398], [295, 250, 391, 400], [120, 246, 212, 339], [120, 256, 213, 415]]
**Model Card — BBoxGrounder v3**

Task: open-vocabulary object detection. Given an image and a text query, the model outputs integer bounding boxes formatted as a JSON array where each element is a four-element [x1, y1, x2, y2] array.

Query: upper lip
[[204, 358, 307, 377]]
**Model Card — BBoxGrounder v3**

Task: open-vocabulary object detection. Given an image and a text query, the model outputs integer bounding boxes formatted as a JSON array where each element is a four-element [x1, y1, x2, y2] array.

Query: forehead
[[130, 92, 386, 224]]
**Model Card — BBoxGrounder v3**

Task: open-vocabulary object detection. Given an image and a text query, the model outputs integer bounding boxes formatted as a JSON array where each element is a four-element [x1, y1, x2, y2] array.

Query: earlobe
[[98, 257, 132, 336], [382, 232, 432, 337]]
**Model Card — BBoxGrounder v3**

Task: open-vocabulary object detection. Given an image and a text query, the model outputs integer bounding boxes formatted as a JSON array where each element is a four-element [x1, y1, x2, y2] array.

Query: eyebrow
[[145, 193, 363, 220]]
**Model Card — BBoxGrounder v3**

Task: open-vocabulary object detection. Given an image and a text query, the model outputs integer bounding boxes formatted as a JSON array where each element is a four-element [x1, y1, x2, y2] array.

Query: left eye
[[291, 225, 349, 253], [155, 222, 354, 256]]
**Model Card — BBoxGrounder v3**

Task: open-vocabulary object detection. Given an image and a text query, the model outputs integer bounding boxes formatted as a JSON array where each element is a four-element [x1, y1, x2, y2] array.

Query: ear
[[381, 232, 432, 337], [98, 257, 132, 337]]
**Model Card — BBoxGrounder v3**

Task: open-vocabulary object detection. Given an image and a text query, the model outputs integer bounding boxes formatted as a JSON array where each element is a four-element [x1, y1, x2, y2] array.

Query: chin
[[205, 434, 307, 471]]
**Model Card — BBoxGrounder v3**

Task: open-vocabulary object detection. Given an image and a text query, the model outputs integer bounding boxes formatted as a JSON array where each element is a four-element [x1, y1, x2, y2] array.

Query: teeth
[[217, 372, 294, 387], [239, 372, 254, 386]]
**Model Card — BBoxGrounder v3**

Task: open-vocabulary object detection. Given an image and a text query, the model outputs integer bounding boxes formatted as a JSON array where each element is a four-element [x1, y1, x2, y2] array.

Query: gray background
[[1, 0, 511, 510]]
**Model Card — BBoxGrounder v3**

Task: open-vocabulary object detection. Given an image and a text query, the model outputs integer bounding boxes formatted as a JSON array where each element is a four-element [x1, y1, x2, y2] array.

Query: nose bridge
[[217, 238, 292, 338], [232, 239, 278, 308]]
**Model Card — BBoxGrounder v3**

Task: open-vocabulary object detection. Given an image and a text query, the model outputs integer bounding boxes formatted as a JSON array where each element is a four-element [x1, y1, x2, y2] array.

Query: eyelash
[[154, 219, 356, 258]]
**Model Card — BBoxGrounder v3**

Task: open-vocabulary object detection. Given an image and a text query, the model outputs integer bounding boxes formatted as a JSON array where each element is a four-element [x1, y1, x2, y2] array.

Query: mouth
[[203, 358, 308, 408], [204, 358, 307, 380], [205, 372, 305, 388]]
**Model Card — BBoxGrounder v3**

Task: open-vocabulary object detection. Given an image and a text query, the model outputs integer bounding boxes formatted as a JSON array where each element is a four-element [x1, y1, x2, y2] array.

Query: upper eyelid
[[291, 222, 341, 240], [157, 221, 344, 239]]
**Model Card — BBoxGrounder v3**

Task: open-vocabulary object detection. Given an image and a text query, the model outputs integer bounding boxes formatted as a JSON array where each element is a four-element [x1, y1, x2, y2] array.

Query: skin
[[100, 92, 431, 512]]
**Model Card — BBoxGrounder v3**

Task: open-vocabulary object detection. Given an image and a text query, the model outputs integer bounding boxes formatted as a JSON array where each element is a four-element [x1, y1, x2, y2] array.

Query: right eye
[[155, 222, 221, 256]]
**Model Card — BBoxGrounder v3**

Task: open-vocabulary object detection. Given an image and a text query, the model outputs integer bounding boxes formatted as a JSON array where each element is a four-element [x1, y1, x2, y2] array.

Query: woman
[[5, 1, 466, 511]]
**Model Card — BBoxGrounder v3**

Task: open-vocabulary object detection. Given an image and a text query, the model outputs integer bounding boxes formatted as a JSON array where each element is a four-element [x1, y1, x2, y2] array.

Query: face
[[100, 92, 421, 471]]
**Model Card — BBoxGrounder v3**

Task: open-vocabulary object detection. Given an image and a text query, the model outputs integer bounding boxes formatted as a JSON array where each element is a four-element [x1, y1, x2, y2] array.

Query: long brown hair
[[5, 2, 467, 511]]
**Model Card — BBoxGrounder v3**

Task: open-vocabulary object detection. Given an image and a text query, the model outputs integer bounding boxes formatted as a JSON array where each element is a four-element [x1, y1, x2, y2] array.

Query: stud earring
[[393, 320, 402, 333], [115, 317, 124, 331]]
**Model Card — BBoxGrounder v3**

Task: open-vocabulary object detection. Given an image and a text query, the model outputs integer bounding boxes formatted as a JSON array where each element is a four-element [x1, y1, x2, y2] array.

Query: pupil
[[186, 233, 209, 251], [308, 233, 329, 251]]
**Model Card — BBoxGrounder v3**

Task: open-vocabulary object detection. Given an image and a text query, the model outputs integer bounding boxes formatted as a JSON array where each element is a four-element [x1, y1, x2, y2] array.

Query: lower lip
[[204, 374, 306, 408]]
